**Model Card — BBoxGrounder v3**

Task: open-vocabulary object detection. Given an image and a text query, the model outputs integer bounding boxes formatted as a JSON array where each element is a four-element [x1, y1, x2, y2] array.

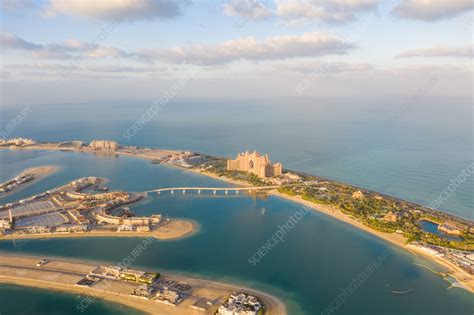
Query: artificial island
[[0, 254, 284, 315], [0, 165, 57, 198], [0, 137, 473, 313], [0, 174, 195, 240]]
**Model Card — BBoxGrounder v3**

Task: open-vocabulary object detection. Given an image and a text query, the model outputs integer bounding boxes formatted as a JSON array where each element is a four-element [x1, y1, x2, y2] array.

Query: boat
[[391, 288, 412, 294], [36, 258, 49, 267], [94, 186, 109, 192]]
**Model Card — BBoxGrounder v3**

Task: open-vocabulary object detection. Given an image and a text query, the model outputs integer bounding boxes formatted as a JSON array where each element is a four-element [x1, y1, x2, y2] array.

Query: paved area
[[0, 201, 59, 219]]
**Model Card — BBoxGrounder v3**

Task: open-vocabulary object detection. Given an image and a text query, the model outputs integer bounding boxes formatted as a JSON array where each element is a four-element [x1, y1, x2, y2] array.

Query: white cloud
[[1, 32, 43, 50], [274, 61, 373, 73], [138, 32, 355, 65], [5, 63, 168, 75], [4, 32, 355, 65], [42, 0, 185, 21], [223, 0, 273, 20], [396, 45, 473, 58], [2, 32, 355, 65], [1, 32, 136, 60], [275, 0, 379, 24], [392, 0, 473, 21]]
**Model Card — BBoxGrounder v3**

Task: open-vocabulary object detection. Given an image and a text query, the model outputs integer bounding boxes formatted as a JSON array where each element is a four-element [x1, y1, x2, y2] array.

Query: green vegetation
[[420, 215, 443, 224], [191, 156, 473, 251], [272, 178, 471, 250], [224, 170, 266, 186], [278, 186, 296, 196]]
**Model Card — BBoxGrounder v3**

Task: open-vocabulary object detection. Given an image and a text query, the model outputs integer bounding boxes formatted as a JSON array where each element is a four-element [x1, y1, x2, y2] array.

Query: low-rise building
[[382, 211, 398, 222], [0, 219, 11, 230], [117, 224, 133, 232], [67, 210, 89, 224], [5, 138, 36, 146], [55, 224, 88, 233], [131, 284, 155, 299], [52, 193, 82, 207], [90, 265, 122, 279], [156, 288, 181, 305], [119, 269, 159, 284], [218, 292, 262, 315], [97, 211, 161, 227], [352, 190, 365, 200], [25, 226, 51, 234], [136, 225, 150, 232]]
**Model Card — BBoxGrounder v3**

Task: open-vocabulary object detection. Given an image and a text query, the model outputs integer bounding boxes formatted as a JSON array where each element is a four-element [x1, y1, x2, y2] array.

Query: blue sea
[[0, 101, 472, 314]]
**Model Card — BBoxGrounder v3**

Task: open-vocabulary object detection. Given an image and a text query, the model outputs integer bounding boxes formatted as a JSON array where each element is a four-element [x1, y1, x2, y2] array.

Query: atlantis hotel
[[227, 151, 282, 178]]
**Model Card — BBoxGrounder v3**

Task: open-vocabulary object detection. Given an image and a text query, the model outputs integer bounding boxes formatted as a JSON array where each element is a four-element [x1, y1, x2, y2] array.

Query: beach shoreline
[[0, 253, 287, 315], [1, 144, 473, 293], [0, 165, 59, 198], [187, 170, 474, 293], [0, 219, 197, 241]]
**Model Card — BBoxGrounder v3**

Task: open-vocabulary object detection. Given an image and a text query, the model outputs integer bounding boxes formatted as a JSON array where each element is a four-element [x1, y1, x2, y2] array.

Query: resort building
[[227, 151, 282, 178], [24, 226, 51, 234], [52, 193, 82, 207], [117, 224, 133, 232], [88, 140, 119, 151], [90, 265, 122, 279], [382, 211, 399, 222], [1, 138, 36, 146], [136, 225, 150, 232], [119, 268, 159, 284], [218, 292, 262, 315], [131, 284, 155, 299], [67, 210, 89, 224], [55, 224, 88, 233], [96, 211, 161, 227], [0, 219, 11, 230], [156, 288, 181, 305]]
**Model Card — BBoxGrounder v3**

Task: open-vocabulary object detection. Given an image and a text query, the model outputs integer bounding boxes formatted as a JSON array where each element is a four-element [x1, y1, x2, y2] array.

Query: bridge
[[145, 184, 301, 195]]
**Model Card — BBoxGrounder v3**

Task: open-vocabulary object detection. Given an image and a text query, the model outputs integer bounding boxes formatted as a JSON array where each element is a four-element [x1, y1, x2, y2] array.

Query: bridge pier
[[148, 185, 299, 198]]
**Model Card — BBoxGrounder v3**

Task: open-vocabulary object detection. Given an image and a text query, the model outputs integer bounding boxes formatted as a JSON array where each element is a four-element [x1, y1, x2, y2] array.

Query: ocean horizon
[[0, 100, 473, 314]]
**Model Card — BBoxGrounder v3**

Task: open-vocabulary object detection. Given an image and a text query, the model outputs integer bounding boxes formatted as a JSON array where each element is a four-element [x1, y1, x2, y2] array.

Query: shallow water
[[1, 101, 472, 219], [0, 149, 473, 315], [419, 220, 463, 242]]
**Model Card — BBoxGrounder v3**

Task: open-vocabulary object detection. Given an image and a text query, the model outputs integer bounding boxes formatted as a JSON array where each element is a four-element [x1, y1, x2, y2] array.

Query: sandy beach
[[0, 219, 197, 241], [178, 169, 474, 293], [0, 254, 287, 315], [1, 144, 473, 293], [0, 165, 59, 198]]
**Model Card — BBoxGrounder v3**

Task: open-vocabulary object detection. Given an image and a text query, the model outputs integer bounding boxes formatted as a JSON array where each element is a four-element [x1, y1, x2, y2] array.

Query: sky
[[0, 0, 472, 107]]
